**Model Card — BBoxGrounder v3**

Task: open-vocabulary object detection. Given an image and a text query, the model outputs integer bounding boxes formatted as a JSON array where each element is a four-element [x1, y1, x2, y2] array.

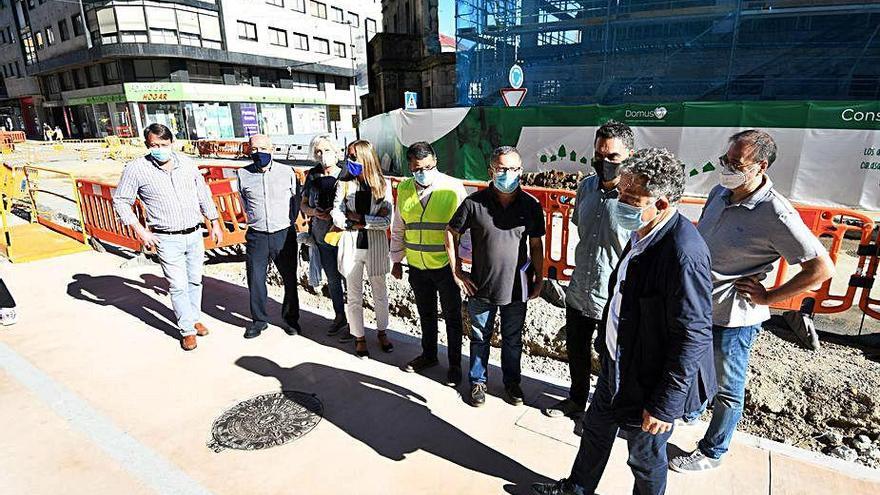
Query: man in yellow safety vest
[[391, 141, 468, 386]]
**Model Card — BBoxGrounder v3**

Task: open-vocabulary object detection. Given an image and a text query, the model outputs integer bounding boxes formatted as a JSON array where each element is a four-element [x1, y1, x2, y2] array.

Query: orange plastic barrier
[[203, 179, 247, 250], [196, 140, 248, 159], [76, 179, 144, 251], [855, 237, 879, 320], [0, 135, 14, 153], [0, 131, 25, 143]]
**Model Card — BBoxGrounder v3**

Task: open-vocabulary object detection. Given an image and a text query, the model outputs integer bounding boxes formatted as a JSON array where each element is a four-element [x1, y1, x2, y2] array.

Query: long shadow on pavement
[[235, 356, 553, 494], [68, 271, 573, 424]]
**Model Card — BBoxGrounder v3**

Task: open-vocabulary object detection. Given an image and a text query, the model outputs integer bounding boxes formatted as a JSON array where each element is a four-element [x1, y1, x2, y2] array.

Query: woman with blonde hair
[[331, 139, 393, 358], [300, 134, 348, 337]]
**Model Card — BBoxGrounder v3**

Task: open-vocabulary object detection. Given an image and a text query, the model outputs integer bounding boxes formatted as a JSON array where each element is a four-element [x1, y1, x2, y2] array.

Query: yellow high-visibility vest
[[398, 177, 460, 270]]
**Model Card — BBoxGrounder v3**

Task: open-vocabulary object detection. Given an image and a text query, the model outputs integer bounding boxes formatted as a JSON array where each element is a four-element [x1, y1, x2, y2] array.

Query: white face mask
[[720, 164, 759, 190], [320, 151, 337, 168]]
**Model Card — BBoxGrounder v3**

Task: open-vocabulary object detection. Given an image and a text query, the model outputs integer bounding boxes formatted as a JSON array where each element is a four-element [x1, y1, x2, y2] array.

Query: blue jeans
[[569, 357, 673, 495], [698, 324, 761, 459], [154, 230, 204, 337], [467, 298, 526, 385], [316, 241, 345, 319]]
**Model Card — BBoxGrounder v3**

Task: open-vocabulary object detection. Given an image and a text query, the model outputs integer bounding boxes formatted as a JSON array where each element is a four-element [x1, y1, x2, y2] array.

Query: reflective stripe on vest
[[398, 178, 460, 270]]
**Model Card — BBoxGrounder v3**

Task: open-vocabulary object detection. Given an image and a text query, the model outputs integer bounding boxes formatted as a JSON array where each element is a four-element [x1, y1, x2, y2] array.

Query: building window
[[103, 62, 120, 83], [47, 75, 61, 94], [22, 33, 36, 65], [150, 28, 178, 44], [61, 71, 75, 91], [266, 0, 284, 6], [347, 12, 359, 27], [290, 72, 317, 90], [365, 18, 377, 40], [313, 37, 329, 54], [6, 27, 11, 43], [292, 32, 308, 50], [35, 31, 44, 50], [333, 41, 345, 58], [72, 14, 84, 36], [180, 33, 201, 47], [1, 29, 6, 44], [335, 76, 350, 91], [310, 1, 326, 19], [291, 0, 305, 13], [237, 21, 257, 41], [14, 61, 20, 77], [331, 6, 343, 23], [46, 27, 55, 46], [87, 65, 103, 86], [58, 19, 69, 41], [133, 59, 170, 82], [268, 27, 287, 46]]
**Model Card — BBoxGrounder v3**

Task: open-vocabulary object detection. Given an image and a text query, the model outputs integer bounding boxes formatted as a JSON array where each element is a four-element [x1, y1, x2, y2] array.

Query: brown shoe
[[181, 335, 197, 351], [194, 322, 209, 336]]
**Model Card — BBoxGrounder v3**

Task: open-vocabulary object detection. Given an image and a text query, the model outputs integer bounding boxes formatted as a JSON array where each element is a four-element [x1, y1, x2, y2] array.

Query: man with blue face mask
[[113, 123, 223, 351], [533, 148, 715, 495], [447, 146, 546, 407], [390, 142, 467, 386], [237, 134, 301, 339]]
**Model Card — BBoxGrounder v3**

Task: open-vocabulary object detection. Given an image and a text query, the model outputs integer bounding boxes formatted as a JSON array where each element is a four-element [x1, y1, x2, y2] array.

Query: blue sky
[[439, 0, 455, 36]]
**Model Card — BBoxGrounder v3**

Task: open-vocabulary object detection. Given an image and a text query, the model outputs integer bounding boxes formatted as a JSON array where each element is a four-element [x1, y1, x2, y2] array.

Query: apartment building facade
[[0, 0, 380, 141]]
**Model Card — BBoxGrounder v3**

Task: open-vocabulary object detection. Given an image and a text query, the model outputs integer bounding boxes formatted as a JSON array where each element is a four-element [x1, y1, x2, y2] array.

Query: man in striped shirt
[[113, 123, 223, 351]]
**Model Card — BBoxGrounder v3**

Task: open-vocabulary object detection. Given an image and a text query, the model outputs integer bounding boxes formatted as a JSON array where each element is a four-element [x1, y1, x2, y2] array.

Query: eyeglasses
[[494, 167, 522, 173], [413, 165, 437, 172], [718, 155, 758, 173]]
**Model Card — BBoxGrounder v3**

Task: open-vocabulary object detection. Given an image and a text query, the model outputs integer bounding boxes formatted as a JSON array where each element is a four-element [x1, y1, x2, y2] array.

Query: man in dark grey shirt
[[447, 146, 546, 408], [237, 134, 300, 339]]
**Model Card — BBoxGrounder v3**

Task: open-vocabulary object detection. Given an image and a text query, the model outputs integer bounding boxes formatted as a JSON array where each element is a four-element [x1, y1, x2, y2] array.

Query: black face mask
[[592, 157, 621, 182]]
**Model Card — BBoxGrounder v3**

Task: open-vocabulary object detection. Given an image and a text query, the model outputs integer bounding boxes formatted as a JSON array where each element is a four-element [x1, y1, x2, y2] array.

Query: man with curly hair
[[532, 148, 716, 495]]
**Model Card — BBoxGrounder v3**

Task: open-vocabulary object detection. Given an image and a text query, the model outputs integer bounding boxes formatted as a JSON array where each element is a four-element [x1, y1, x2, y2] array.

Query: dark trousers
[[316, 241, 346, 319], [245, 227, 300, 326], [0, 279, 14, 308], [409, 265, 463, 367], [565, 308, 600, 408], [570, 358, 673, 495]]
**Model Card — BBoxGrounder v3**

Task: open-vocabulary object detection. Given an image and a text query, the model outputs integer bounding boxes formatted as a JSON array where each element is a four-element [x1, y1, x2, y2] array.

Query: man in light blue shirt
[[543, 121, 633, 419], [237, 134, 300, 339]]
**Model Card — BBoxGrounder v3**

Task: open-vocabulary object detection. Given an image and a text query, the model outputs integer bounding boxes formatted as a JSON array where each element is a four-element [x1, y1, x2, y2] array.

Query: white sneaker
[[0, 307, 17, 326], [669, 449, 722, 473]]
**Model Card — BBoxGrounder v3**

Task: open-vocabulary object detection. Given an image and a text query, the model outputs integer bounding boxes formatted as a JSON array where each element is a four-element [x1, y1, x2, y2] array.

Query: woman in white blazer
[[330, 139, 394, 359]]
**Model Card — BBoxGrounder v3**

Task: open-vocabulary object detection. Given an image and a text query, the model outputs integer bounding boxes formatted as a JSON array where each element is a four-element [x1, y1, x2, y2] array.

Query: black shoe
[[470, 383, 487, 407], [377, 331, 394, 353], [338, 330, 354, 344], [531, 478, 584, 495], [283, 320, 301, 336], [446, 366, 462, 387], [505, 383, 524, 406], [355, 338, 370, 359], [403, 355, 439, 373], [328, 315, 347, 336], [244, 322, 268, 339]]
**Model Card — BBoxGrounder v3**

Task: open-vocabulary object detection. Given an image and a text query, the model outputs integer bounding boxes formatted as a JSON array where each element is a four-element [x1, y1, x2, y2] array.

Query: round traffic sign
[[509, 65, 524, 89]]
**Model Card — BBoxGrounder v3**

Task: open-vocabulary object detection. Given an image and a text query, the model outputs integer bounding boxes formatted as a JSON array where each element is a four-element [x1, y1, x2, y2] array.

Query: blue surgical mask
[[252, 151, 272, 168], [149, 147, 172, 163], [493, 170, 520, 193], [615, 201, 649, 231], [412, 168, 438, 187], [346, 159, 363, 177]]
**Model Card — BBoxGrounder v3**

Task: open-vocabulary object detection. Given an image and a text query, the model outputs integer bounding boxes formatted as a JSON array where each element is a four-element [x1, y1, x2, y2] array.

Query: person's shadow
[[235, 356, 553, 494], [67, 273, 181, 339]]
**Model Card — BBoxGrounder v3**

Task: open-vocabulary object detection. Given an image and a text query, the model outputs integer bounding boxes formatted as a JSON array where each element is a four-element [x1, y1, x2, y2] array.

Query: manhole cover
[[209, 390, 322, 452]]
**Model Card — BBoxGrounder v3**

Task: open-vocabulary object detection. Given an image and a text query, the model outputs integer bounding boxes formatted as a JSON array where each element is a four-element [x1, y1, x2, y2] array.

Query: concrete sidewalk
[[1, 251, 878, 495]]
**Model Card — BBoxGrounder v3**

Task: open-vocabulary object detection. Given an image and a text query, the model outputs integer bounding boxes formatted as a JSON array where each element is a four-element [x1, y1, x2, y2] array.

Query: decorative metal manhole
[[208, 391, 322, 452]]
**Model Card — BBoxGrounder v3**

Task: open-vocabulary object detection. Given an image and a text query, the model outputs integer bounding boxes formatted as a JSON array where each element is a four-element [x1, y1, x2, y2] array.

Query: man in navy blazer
[[533, 148, 716, 495]]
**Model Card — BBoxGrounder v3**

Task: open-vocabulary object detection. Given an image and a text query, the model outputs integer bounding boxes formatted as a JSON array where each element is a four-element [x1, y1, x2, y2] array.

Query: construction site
[[0, 131, 878, 494]]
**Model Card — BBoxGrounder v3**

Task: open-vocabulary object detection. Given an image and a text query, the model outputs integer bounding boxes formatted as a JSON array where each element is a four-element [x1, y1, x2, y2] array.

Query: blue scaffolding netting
[[455, 0, 880, 106]]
